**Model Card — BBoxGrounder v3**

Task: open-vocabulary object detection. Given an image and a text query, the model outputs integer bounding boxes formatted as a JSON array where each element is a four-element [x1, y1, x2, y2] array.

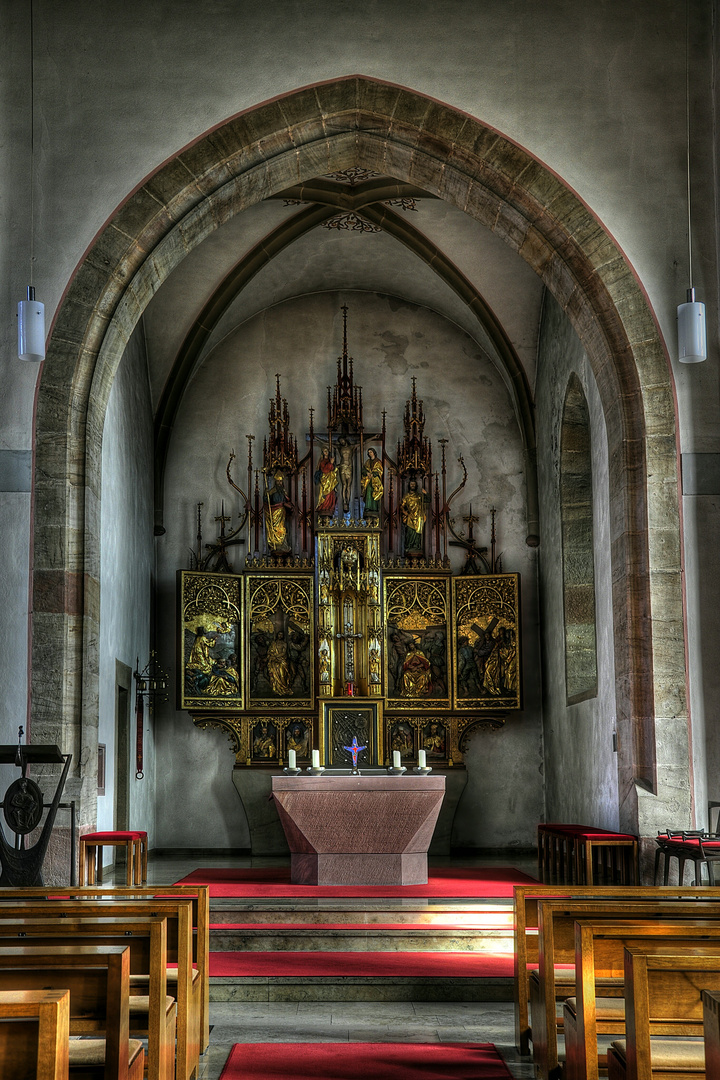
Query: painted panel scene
[[454, 575, 521, 710], [179, 572, 243, 710], [247, 578, 313, 706]]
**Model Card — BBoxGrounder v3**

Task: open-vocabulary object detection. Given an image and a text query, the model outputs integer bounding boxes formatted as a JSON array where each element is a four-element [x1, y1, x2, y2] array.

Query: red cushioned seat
[[82, 830, 145, 841]]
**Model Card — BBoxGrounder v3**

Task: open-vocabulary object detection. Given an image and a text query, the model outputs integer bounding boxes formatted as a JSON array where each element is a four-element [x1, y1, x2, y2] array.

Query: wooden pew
[[606, 945, 720, 1080], [0, 988, 70, 1080], [0, 915, 174, 1080], [513, 884, 718, 1055], [702, 990, 720, 1080], [0, 883, 211, 1055], [564, 921, 720, 1080], [0, 943, 144, 1080], [531, 897, 720, 1080], [0, 895, 199, 1080]]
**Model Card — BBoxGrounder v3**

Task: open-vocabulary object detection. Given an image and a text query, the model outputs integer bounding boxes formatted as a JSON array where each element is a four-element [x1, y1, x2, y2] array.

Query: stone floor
[[107, 851, 537, 1080]]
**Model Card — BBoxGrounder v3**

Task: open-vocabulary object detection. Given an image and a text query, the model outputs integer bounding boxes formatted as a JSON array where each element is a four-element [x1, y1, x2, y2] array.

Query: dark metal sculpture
[[0, 738, 72, 886]]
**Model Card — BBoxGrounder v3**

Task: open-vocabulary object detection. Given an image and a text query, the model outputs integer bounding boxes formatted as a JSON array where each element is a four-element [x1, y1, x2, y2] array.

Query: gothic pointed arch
[[33, 75, 685, 839]]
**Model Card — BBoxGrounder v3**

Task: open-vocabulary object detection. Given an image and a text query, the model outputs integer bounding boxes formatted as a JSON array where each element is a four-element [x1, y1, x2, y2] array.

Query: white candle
[[418, 749, 427, 768], [312, 749, 320, 768], [288, 749, 296, 769], [393, 750, 401, 769]]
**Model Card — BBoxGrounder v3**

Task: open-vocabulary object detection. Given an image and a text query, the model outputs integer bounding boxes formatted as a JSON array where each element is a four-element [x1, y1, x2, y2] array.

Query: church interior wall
[[536, 291, 619, 829], [0, 2, 715, 861], [153, 290, 543, 850], [97, 322, 156, 850]]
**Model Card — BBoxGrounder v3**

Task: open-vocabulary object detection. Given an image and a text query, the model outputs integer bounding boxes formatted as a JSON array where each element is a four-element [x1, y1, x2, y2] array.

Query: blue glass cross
[[343, 736, 366, 768]]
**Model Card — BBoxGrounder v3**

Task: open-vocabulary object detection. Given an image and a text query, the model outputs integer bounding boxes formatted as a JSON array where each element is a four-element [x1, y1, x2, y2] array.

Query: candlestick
[[312, 749, 320, 769], [418, 749, 427, 768], [393, 750, 401, 769], [288, 749, 296, 769]]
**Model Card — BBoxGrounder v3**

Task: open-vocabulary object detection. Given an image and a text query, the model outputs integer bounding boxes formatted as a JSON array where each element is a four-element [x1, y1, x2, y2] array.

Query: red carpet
[[209, 950, 513, 977], [220, 1041, 512, 1079], [176, 866, 537, 898]]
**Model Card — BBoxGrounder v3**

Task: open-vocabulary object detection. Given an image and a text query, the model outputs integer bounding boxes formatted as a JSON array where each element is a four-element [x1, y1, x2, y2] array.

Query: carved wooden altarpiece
[[179, 307, 522, 767]]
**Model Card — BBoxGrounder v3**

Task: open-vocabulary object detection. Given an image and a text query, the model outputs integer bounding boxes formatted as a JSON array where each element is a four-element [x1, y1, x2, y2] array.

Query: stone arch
[[32, 76, 685, 837]]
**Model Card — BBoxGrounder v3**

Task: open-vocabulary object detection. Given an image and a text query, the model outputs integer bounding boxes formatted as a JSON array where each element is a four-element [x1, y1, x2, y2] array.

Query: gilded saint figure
[[264, 472, 293, 554], [253, 722, 276, 759], [360, 447, 383, 519], [315, 445, 338, 519], [400, 479, 428, 554], [267, 631, 293, 695], [400, 640, 433, 697], [187, 626, 216, 693]]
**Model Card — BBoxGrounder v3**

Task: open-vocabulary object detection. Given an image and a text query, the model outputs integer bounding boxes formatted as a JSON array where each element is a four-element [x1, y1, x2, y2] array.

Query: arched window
[[561, 374, 598, 704]]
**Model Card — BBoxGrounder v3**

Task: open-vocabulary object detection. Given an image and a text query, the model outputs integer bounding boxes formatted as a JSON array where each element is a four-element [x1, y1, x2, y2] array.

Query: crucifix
[[343, 735, 367, 774]]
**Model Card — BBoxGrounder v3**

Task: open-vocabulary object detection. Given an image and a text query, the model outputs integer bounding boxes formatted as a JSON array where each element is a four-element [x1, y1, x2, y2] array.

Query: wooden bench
[[531, 897, 720, 1080], [0, 988, 70, 1080], [0, 894, 201, 1080], [513, 884, 718, 1055], [0, 915, 174, 1080], [606, 945, 720, 1080], [564, 921, 720, 1080], [703, 990, 720, 1080], [536, 825, 638, 885], [0, 943, 144, 1080], [0, 883, 210, 1055]]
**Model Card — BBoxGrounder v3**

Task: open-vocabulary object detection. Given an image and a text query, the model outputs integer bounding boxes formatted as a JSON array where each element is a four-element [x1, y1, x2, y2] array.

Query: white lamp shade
[[677, 299, 706, 363], [17, 296, 45, 361]]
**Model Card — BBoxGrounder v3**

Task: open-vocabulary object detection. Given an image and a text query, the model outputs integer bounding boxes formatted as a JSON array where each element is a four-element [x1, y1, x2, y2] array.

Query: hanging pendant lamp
[[677, 0, 706, 363], [18, 286, 45, 362], [17, 0, 44, 362]]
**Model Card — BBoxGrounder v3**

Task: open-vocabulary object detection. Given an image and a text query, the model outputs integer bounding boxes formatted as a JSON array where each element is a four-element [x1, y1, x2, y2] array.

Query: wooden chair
[[0, 988, 70, 1080], [79, 831, 148, 886]]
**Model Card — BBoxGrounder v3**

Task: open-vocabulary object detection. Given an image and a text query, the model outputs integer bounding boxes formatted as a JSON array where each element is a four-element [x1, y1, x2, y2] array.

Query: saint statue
[[264, 472, 293, 554], [360, 447, 383, 519], [369, 646, 381, 685], [314, 445, 338, 519], [400, 640, 433, 697], [400, 479, 428, 554], [267, 631, 293, 695], [253, 722, 276, 758]]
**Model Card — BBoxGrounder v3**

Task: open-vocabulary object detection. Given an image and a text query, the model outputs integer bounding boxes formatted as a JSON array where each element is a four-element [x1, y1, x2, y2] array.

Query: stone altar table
[[271, 774, 446, 885]]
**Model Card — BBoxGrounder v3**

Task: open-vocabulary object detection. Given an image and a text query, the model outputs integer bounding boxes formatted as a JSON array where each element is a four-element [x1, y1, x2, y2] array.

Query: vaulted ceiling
[[142, 168, 545, 448]]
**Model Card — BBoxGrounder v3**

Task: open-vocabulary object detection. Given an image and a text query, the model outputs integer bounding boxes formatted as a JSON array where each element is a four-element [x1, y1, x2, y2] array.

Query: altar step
[[208, 950, 515, 1002], [208, 900, 513, 927], [209, 922, 514, 953]]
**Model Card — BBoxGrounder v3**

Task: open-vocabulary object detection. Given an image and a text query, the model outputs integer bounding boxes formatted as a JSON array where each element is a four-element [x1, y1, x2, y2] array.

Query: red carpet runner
[[219, 1041, 512, 1079], [176, 866, 537, 898], [209, 950, 513, 977]]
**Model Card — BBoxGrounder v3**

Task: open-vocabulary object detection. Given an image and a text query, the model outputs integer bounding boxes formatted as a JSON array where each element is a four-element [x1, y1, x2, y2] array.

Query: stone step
[[209, 923, 513, 953], [209, 974, 513, 1002], [208, 901, 513, 927]]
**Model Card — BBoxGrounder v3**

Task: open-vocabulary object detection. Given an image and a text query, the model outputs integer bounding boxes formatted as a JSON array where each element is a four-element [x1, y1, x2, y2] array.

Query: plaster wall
[[536, 292, 619, 827], [98, 322, 155, 845], [154, 290, 542, 849]]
